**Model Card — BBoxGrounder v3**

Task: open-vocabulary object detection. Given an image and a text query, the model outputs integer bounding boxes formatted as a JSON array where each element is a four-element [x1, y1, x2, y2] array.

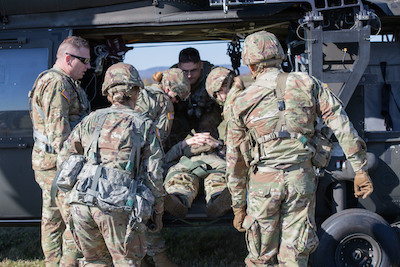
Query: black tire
[[311, 208, 400, 267]]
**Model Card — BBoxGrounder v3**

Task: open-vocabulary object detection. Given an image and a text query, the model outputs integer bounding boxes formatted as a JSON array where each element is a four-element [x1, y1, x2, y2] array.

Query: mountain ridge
[[138, 64, 250, 83]]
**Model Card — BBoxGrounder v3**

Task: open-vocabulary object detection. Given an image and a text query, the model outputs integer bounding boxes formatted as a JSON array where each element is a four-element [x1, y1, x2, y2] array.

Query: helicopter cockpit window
[[0, 48, 48, 137]]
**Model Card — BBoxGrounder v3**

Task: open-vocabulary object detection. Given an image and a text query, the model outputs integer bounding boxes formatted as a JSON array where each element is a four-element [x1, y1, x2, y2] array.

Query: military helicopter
[[1, 0, 400, 265]]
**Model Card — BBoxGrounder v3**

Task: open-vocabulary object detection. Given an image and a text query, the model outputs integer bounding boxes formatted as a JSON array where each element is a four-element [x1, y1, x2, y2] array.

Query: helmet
[[242, 31, 285, 65], [162, 68, 190, 100], [102, 63, 144, 96], [206, 67, 233, 105]]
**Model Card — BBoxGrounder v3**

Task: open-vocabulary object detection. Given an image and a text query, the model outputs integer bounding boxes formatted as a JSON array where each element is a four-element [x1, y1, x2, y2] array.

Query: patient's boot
[[205, 188, 232, 218], [164, 194, 188, 218]]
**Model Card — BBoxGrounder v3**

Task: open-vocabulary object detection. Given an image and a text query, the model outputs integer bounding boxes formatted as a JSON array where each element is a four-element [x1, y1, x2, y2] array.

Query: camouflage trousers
[[70, 204, 147, 267], [144, 230, 167, 258], [243, 161, 319, 267], [35, 169, 80, 267], [164, 153, 226, 207]]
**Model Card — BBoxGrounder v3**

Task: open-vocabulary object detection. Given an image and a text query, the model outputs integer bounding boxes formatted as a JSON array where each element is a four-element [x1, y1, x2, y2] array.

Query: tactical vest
[[56, 108, 154, 221], [28, 68, 90, 153], [245, 72, 321, 165]]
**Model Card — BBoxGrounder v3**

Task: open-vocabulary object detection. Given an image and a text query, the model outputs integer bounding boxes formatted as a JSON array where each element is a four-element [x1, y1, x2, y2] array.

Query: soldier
[[205, 66, 245, 143], [134, 68, 190, 145], [167, 47, 221, 150], [29, 36, 91, 266], [57, 63, 165, 266], [134, 68, 189, 267], [163, 66, 245, 219], [226, 31, 374, 266]]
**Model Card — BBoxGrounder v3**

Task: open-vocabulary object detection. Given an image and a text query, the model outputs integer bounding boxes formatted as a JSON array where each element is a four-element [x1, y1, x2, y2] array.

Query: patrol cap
[[162, 68, 190, 101], [102, 63, 144, 96], [242, 31, 285, 65], [206, 67, 233, 105]]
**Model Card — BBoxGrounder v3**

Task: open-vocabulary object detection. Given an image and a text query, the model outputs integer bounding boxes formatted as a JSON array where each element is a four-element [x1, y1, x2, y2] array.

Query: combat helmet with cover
[[162, 68, 190, 101], [242, 31, 285, 66], [101, 62, 144, 96], [205, 66, 234, 105]]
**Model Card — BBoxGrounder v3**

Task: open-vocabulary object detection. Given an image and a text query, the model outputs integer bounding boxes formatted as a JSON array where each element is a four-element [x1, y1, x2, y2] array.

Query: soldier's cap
[[162, 68, 190, 101], [242, 30, 285, 66], [206, 66, 233, 105], [102, 62, 144, 96]]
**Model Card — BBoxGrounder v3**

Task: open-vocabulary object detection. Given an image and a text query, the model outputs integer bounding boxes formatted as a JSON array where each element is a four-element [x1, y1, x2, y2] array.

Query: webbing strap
[[164, 156, 210, 182], [253, 72, 308, 144], [83, 165, 103, 205], [33, 129, 55, 153], [86, 112, 108, 164], [85, 107, 142, 175], [274, 73, 289, 133], [179, 156, 209, 178]]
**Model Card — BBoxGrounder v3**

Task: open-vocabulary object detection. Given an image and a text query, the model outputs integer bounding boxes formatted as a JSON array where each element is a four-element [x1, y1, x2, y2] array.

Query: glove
[[232, 207, 246, 232], [354, 170, 373, 199], [183, 144, 215, 157], [149, 202, 164, 233]]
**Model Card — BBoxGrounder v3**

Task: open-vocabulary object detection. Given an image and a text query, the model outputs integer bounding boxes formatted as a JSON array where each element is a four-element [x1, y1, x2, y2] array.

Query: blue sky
[[124, 41, 235, 71]]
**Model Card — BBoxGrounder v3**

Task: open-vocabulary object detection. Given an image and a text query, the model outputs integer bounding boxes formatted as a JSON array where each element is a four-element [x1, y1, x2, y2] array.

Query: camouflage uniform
[[134, 68, 190, 145], [167, 61, 221, 150], [133, 69, 189, 263], [164, 67, 244, 215], [58, 101, 164, 266], [226, 31, 367, 266], [30, 65, 89, 266], [135, 85, 174, 144]]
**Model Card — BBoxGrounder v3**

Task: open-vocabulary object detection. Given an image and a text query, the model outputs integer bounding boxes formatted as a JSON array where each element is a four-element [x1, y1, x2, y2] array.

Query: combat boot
[[205, 187, 232, 218], [140, 256, 155, 267], [153, 251, 178, 267], [164, 194, 188, 218]]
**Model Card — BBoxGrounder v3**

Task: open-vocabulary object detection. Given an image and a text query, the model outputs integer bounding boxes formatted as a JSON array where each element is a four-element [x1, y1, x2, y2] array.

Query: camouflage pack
[[56, 154, 86, 192], [70, 164, 154, 221]]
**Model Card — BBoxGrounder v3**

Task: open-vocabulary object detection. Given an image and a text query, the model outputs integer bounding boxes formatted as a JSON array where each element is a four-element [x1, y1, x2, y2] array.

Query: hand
[[149, 202, 164, 233], [182, 133, 219, 148], [354, 170, 373, 199], [232, 207, 246, 232]]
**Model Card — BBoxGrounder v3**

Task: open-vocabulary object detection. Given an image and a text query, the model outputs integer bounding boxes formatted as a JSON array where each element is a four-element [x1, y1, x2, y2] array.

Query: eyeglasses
[[66, 52, 90, 65]]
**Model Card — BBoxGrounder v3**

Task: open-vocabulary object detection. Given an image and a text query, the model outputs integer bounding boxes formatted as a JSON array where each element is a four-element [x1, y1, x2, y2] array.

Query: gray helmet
[[206, 67, 233, 105], [242, 31, 285, 66], [162, 68, 190, 101], [101, 63, 144, 96]]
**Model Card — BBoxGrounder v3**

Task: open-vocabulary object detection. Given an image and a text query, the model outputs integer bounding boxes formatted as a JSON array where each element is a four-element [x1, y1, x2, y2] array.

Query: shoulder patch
[[167, 112, 174, 120], [61, 89, 70, 103]]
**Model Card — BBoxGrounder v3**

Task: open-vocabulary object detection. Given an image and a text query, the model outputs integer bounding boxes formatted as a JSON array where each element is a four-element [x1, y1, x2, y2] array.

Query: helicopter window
[[0, 48, 48, 137]]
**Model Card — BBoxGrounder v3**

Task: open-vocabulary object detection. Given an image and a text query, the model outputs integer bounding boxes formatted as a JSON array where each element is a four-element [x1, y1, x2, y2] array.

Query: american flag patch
[[167, 113, 174, 120], [61, 89, 70, 103]]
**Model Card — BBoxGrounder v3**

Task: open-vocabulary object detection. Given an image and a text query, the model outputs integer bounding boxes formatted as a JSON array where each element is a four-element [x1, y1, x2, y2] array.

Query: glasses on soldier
[[66, 53, 90, 65]]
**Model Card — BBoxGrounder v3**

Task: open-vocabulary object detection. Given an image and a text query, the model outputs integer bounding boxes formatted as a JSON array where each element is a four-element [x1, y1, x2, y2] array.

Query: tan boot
[[152, 251, 178, 267], [164, 194, 188, 218], [205, 187, 232, 218]]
